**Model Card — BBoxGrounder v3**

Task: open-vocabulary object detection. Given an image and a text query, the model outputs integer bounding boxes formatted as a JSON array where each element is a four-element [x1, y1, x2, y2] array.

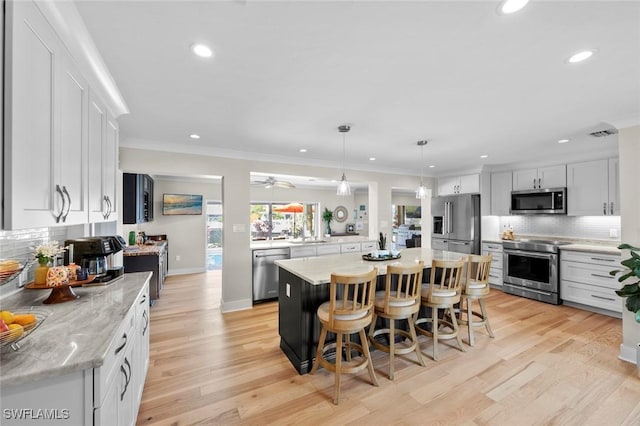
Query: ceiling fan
[[251, 176, 296, 189]]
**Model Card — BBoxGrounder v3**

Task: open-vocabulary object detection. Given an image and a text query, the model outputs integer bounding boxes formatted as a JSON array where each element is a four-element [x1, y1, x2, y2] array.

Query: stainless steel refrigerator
[[431, 193, 480, 254]]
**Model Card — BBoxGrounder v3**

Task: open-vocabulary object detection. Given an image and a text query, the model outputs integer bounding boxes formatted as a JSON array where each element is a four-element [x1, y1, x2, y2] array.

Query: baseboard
[[167, 267, 206, 276], [619, 343, 638, 365], [221, 298, 252, 313]]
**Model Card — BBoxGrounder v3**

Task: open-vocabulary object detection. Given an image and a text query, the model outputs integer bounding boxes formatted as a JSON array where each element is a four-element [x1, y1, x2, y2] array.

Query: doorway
[[206, 201, 223, 306]]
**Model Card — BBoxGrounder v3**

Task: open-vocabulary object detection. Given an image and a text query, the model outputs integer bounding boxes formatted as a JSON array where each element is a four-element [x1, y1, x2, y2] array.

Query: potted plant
[[610, 243, 640, 323], [322, 208, 333, 236]]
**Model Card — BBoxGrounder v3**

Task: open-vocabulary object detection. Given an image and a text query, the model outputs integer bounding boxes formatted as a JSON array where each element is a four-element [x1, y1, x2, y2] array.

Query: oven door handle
[[504, 249, 555, 260]]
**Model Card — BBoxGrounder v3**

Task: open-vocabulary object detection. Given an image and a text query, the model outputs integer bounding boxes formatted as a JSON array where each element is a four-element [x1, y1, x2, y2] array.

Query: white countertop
[[0, 272, 151, 387], [482, 237, 620, 255], [251, 235, 375, 250], [275, 247, 467, 284]]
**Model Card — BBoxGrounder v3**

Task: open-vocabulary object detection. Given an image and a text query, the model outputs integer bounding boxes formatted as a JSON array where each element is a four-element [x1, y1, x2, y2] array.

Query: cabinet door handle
[[591, 294, 615, 302], [115, 332, 127, 355], [610, 202, 614, 215], [603, 202, 607, 215], [107, 196, 113, 219], [533, 178, 536, 189], [62, 186, 71, 222], [142, 310, 149, 336], [119, 364, 128, 401], [538, 178, 542, 188], [120, 358, 132, 401], [591, 257, 615, 262], [103, 196, 109, 219], [55, 184, 66, 223], [591, 273, 614, 279]]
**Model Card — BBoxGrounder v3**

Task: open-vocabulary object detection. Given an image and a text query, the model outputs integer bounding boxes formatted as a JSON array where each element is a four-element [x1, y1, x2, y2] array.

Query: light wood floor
[[137, 272, 640, 425]]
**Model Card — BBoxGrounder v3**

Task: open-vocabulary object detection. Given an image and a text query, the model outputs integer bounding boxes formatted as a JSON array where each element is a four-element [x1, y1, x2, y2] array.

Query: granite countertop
[[275, 247, 466, 285], [251, 235, 375, 250], [123, 241, 167, 256], [0, 272, 151, 387], [482, 236, 620, 255]]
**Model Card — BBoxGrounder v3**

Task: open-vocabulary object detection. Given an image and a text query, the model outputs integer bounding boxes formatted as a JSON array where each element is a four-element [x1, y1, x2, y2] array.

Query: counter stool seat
[[457, 254, 495, 346], [368, 262, 426, 380], [310, 268, 379, 404], [415, 258, 467, 361]]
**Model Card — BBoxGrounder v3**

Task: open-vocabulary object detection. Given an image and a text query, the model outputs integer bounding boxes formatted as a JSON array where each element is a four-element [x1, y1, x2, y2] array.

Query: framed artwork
[[162, 194, 203, 215]]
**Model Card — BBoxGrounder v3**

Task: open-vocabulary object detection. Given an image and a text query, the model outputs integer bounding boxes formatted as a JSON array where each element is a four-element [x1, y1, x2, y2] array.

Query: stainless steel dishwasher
[[252, 248, 290, 303]]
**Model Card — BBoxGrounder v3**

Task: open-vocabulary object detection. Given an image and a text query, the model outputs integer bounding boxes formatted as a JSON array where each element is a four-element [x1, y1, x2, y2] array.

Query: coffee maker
[[65, 236, 126, 283]]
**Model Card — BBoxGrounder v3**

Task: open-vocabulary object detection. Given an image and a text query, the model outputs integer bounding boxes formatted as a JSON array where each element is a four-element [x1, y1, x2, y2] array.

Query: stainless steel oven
[[502, 239, 569, 304]]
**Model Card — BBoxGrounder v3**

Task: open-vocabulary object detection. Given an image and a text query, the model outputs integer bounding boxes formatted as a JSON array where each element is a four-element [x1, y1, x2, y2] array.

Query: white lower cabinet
[[340, 242, 361, 253], [560, 250, 621, 315], [316, 243, 342, 256], [1, 282, 150, 426], [482, 242, 503, 288], [361, 241, 378, 252]]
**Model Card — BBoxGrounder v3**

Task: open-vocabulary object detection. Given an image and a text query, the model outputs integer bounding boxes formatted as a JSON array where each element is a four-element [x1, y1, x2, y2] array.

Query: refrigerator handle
[[448, 201, 453, 234]]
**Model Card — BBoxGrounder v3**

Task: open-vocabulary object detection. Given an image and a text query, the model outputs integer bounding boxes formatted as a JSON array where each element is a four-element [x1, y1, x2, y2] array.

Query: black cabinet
[[123, 173, 154, 224]]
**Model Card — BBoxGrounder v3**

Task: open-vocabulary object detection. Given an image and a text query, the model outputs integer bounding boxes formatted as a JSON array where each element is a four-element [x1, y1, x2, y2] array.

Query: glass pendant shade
[[337, 173, 351, 196], [415, 140, 428, 199], [415, 182, 427, 199]]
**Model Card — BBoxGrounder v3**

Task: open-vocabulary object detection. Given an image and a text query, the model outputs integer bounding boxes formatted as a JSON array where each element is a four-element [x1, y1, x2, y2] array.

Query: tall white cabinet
[[567, 158, 619, 216], [2, 0, 120, 230]]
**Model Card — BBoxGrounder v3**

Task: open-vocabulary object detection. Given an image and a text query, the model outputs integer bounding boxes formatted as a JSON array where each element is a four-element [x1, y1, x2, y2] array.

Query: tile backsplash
[[0, 225, 88, 294], [499, 215, 621, 241]]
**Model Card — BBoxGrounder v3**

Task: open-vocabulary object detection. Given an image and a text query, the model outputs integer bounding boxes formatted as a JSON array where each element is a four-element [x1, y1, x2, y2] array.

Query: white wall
[[122, 178, 222, 274], [119, 147, 434, 312], [618, 125, 640, 363]]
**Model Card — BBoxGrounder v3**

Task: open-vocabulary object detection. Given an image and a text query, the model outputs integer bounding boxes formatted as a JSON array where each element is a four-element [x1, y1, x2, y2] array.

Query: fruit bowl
[[0, 308, 49, 351]]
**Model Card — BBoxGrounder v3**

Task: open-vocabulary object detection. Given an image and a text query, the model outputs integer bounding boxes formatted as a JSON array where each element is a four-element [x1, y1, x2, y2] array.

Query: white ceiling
[[75, 0, 639, 178]]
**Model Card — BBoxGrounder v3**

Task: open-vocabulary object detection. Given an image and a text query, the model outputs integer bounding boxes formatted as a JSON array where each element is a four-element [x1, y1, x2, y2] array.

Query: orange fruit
[[0, 310, 14, 325], [8, 323, 23, 340], [13, 314, 36, 326]]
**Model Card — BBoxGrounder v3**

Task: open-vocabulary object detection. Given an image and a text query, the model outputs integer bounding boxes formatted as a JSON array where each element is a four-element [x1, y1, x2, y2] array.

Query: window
[[250, 202, 317, 241]]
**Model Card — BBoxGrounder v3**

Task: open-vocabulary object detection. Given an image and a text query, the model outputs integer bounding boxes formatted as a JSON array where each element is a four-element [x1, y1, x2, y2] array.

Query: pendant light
[[415, 140, 428, 199], [336, 125, 351, 196]]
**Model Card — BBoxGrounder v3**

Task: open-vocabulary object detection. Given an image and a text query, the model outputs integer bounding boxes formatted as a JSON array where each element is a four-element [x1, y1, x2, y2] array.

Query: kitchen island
[[123, 240, 168, 300], [0, 272, 151, 425], [275, 247, 466, 374]]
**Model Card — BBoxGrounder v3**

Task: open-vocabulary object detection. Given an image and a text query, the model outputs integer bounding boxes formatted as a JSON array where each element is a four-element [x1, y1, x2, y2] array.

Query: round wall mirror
[[334, 206, 348, 222]]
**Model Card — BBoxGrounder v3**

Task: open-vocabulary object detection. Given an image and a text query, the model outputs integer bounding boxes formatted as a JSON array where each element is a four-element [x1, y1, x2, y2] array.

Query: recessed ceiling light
[[189, 134, 200, 139], [480, 154, 489, 159], [568, 50, 594, 63], [558, 139, 570, 144], [369, 157, 376, 161], [498, 0, 529, 15], [299, 148, 307, 153], [429, 165, 436, 168], [191, 43, 213, 58]]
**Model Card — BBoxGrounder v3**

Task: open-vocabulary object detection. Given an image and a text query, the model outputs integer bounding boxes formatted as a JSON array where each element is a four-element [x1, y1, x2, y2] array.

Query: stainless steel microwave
[[510, 187, 566, 215]]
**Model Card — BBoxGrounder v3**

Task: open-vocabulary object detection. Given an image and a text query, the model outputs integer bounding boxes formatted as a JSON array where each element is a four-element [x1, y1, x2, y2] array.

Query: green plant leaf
[[616, 283, 640, 297], [625, 294, 640, 315], [618, 243, 640, 251]]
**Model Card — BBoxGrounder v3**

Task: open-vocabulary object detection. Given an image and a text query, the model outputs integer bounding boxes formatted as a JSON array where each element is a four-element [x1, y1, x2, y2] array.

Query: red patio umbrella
[[273, 203, 304, 237], [272, 203, 304, 213]]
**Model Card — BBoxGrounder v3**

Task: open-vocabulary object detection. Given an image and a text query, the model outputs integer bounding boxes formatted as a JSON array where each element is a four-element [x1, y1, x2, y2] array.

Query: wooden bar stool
[[415, 258, 467, 361], [368, 262, 426, 380], [458, 254, 495, 346], [310, 268, 379, 404]]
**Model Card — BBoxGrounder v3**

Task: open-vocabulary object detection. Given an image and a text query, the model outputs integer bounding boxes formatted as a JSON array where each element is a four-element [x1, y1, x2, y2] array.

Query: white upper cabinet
[[512, 165, 566, 190], [3, 0, 119, 229], [490, 171, 512, 216], [3, 1, 88, 229], [88, 93, 119, 222], [437, 174, 480, 196], [567, 158, 619, 216]]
